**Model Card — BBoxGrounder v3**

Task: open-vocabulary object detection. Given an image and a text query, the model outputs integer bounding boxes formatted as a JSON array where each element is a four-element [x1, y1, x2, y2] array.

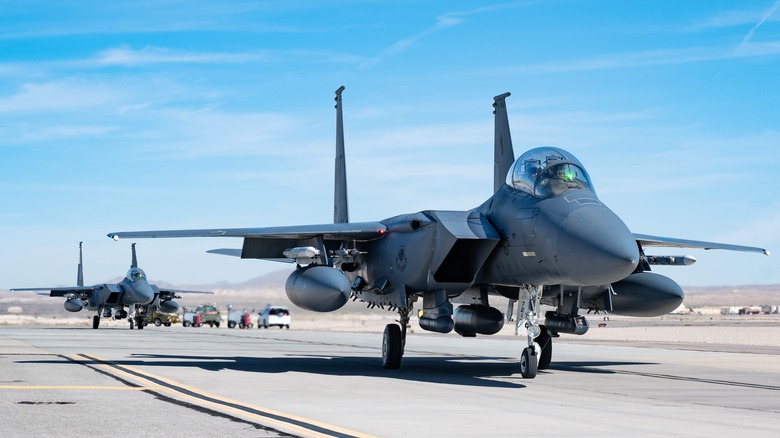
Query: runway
[[1, 325, 778, 437]]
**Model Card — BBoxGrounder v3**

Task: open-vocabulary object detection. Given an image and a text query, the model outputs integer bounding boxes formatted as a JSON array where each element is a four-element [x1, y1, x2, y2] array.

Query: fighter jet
[[12, 242, 213, 329], [107, 88, 768, 377]]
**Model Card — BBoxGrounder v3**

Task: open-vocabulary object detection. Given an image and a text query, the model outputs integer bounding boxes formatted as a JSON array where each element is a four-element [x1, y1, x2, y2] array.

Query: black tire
[[137, 317, 145, 330], [154, 318, 162, 327], [129, 319, 134, 330], [382, 324, 403, 369], [239, 322, 245, 329], [228, 321, 236, 329], [536, 325, 552, 370], [215, 321, 220, 328], [285, 325, 289, 329], [92, 315, 100, 330], [183, 321, 191, 327], [164, 322, 171, 327], [520, 346, 537, 379]]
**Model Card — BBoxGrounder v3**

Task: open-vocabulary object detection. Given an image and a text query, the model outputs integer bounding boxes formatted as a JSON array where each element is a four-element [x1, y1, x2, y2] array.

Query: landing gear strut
[[516, 285, 544, 378], [382, 306, 410, 369]]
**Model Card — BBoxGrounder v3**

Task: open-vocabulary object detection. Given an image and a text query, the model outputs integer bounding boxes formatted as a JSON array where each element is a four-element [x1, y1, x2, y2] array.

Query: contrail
[[733, 0, 780, 57]]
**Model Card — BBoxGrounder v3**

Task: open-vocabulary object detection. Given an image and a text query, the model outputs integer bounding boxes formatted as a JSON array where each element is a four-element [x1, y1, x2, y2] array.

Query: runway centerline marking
[[72, 353, 376, 438]]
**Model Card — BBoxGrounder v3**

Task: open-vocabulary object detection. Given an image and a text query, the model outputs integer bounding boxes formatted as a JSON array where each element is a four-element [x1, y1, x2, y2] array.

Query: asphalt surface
[[1, 325, 778, 437]]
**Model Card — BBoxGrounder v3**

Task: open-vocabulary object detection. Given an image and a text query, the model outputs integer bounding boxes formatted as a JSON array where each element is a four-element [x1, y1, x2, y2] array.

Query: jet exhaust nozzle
[[453, 305, 504, 336], [544, 312, 589, 335], [285, 265, 350, 312], [63, 299, 85, 312]]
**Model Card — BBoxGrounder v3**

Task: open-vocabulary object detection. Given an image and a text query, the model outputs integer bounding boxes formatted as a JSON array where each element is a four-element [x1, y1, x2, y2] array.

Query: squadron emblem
[[395, 246, 408, 271]]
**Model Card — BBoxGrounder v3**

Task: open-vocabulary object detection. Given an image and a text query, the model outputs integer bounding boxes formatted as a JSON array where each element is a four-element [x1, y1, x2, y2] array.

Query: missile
[[646, 255, 696, 266]]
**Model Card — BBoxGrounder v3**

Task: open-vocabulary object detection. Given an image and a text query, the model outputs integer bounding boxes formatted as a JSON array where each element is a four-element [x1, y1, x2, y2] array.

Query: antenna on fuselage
[[131, 243, 138, 269], [334, 85, 349, 224], [493, 92, 515, 193], [77, 241, 84, 287]]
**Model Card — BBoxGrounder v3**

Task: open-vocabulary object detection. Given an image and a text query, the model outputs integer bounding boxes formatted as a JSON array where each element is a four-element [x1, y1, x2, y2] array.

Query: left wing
[[634, 233, 769, 255]]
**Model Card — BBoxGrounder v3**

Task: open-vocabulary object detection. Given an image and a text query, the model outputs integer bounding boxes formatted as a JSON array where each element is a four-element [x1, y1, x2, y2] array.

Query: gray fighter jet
[[108, 88, 768, 377], [12, 242, 213, 329]]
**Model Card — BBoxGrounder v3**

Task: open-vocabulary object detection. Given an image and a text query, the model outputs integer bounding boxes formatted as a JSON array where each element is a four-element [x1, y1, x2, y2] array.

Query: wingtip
[[107, 233, 120, 241]]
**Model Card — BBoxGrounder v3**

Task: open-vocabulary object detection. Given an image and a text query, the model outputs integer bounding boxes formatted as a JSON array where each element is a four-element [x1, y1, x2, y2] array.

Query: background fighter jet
[[12, 242, 213, 329], [108, 88, 768, 377]]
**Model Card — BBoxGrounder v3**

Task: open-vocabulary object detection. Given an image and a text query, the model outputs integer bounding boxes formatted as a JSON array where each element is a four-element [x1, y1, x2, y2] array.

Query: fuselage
[[351, 147, 640, 298]]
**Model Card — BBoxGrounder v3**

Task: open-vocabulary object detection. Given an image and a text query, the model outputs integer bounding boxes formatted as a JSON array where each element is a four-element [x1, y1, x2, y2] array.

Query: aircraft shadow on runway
[[20, 353, 656, 389]]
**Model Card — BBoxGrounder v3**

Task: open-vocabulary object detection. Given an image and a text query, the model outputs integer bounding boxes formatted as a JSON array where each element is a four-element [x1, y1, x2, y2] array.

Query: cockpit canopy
[[126, 267, 146, 282], [507, 147, 594, 198]]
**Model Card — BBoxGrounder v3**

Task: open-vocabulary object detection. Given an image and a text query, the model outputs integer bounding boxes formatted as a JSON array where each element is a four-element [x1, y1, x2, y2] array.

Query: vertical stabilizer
[[334, 85, 349, 224], [493, 92, 515, 193], [77, 241, 84, 287], [131, 243, 138, 268]]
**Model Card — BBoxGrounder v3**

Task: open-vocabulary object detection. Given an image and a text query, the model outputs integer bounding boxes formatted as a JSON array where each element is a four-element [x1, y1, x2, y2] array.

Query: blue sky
[[1, 0, 778, 288]]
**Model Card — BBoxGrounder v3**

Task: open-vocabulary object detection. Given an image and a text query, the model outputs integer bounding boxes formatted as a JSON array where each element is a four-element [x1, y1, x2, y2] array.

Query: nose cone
[[556, 205, 639, 285], [127, 281, 155, 305]]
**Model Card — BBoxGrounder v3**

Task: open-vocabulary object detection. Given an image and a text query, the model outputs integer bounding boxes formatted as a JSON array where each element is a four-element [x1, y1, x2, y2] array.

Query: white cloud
[[90, 46, 264, 67]]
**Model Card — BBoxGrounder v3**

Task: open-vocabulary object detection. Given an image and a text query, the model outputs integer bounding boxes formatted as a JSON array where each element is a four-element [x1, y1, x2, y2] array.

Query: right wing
[[10, 285, 101, 297], [108, 222, 388, 261], [108, 222, 387, 240]]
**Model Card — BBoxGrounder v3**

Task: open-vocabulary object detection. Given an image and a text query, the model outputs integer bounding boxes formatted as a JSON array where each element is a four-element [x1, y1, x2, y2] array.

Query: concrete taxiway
[[1, 325, 778, 437]]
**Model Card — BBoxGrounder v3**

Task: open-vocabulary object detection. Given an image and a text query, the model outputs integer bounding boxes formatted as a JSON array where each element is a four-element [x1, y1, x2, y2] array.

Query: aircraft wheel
[[382, 324, 403, 369], [92, 315, 100, 329], [154, 318, 162, 327], [520, 346, 537, 379], [536, 326, 552, 370]]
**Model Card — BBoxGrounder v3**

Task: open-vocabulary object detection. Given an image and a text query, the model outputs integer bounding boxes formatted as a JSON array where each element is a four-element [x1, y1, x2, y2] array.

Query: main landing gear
[[382, 306, 411, 369], [92, 315, 100, 329]]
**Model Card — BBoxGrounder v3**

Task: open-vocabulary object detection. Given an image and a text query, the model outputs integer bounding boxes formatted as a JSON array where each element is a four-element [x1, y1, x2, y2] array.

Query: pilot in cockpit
[[539, 163, 574, 197]]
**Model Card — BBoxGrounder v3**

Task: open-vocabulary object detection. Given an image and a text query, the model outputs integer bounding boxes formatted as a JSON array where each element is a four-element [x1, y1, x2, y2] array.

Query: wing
[[107, 222, 387, 241], [634, 233, 769, 255], [157, 288, 214, 295], [108, 222, 388, 261], [10, 286, 101, 297]]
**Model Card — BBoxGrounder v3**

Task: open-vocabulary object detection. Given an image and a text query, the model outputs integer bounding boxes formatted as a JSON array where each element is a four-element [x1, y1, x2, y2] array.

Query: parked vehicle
[[143, 311, 180, 327], [258, 304, 290, 329], [182, 307, 198, 327], [227, 306, 254, 329], [182, 304, 221, 327]]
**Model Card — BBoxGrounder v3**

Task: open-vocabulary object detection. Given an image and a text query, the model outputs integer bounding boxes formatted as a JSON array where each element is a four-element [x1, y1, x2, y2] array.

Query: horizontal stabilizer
[[634, 233, 769, 255], [206, 248, 243, 257], [207, 248, 295, 264]]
